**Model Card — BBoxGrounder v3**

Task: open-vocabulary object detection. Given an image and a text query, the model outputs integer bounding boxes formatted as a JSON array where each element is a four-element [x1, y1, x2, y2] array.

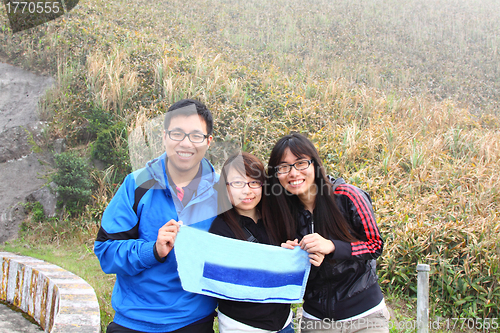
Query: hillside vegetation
[[1, 0, 499, 330]]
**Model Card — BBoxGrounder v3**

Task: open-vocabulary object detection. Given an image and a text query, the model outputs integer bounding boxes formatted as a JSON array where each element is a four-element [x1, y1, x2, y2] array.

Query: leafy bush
[[53, 152, 93, 216], [25, 201, 46, 223], [90, 121, 131, 182], [86, 107, 115, 140], [379, 220, 500, 318]]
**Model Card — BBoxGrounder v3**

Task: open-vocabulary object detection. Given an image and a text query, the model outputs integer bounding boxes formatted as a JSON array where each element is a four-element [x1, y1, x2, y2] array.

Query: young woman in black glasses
[[209, 152, 323, 333], [264, 133, 389, 333]]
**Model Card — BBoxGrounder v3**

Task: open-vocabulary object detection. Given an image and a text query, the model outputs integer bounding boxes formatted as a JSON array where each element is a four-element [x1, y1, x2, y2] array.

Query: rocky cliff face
[[0, 63, 55, 243]]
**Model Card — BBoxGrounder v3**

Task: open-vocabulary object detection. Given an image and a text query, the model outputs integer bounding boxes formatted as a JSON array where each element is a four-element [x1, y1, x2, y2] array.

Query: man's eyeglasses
[[165, 130, 208, 143], [226, 181, 263, 189], [275, 159, 313, 174]]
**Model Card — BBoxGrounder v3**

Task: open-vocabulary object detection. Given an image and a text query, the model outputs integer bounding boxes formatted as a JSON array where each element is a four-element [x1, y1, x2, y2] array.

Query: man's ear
[[162, 130, 167, 148], [206, 135, 213, 147]]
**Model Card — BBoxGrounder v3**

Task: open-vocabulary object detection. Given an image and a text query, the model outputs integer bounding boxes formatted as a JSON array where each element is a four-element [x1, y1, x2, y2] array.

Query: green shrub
[[90, 121, 131, 182], [53, 152, 93, 216], [379, 221, 500, 319], [25, 201, 46, 223], [86, 107, 115, 140]]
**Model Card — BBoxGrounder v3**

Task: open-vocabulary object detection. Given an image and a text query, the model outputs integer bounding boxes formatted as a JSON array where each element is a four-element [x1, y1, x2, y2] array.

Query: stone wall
[[0, 252, 100, 333]]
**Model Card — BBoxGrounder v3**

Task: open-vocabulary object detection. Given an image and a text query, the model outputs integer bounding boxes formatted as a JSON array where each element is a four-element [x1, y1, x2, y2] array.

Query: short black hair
[[163, 99, 213, 135]]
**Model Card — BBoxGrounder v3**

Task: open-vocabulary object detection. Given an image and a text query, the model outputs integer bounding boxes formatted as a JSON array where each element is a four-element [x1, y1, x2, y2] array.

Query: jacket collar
[[327, 175, 345, 188]]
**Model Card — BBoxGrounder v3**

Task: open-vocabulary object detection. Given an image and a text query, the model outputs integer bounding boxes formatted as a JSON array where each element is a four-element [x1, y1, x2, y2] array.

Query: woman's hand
[[299, 233, 335, 255], [308, 252, 325, 266], [281, 238, 299, 249], [281, 237, 328, 266]]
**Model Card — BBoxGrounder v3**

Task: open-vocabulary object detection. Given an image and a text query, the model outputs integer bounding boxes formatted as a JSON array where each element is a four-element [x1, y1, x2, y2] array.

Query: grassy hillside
[[1, 0, 500, 331], [161, 0, 500, 115]]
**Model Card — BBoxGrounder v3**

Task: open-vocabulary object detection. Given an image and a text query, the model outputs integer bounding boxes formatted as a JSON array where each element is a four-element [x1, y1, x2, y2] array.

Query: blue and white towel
[[174, 225, 311, 303]]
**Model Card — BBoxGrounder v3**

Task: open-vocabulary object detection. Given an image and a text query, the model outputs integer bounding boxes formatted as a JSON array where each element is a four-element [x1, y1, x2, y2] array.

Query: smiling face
[[163, 114, 212, 177], [226, 167, 262, 216], [277, 148, 316, 201]]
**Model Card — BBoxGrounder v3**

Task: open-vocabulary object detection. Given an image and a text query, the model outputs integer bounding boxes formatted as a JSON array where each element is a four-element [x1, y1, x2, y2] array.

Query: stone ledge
[[0, 252, 100, 332]]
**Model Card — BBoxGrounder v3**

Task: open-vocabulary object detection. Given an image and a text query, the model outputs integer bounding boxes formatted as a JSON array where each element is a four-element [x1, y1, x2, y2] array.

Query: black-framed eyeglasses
[[226, 180, 263, 189], [165, 130, 208, 143], [275, 159, 313, 174]]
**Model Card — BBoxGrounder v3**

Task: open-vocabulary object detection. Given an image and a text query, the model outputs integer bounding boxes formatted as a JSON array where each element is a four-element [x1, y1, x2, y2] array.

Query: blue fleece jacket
[[94, 153, 219, 332]]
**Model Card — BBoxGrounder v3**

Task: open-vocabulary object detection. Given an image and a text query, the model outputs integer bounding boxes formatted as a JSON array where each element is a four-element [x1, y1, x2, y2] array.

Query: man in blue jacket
[[95, 99, 219, 333]]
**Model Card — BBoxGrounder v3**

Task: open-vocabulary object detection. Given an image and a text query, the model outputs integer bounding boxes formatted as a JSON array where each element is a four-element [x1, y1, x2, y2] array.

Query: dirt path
[[0, 62, 54, 243]]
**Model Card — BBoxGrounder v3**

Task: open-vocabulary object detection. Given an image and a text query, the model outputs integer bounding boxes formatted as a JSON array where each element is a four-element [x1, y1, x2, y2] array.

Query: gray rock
[[0, 63, 54, 243], [0, 127, 31, 163], [91, 158, 106, 170], [53, 138, 66, 154], [0, 203, 27, 244], [0, 122, 50, 163], [25, 182, 58, 218], [0, 63, 54, 132]]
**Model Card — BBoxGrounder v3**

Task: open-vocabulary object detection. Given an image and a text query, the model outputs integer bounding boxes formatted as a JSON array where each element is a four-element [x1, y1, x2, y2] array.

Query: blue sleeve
[[94, 174, 159, 276]]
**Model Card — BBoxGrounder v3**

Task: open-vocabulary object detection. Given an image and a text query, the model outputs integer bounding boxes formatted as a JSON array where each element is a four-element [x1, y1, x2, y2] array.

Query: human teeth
[[290, 180, 304, 185], [178, 152, 193, 157]]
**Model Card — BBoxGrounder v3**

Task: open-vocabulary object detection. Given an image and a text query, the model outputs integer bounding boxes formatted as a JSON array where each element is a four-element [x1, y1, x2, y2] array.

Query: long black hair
[[263, 133, 359, 243], [217, 152, 267, 241]]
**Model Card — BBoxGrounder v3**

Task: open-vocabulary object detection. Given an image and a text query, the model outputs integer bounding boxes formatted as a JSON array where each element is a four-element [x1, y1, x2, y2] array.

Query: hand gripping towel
[[174, 225, 311, 303]]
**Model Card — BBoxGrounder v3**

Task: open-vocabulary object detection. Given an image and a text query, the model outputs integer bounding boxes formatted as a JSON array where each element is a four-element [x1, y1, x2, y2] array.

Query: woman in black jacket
[[209, 152, 322, 332], [264, 133, 389, 332]]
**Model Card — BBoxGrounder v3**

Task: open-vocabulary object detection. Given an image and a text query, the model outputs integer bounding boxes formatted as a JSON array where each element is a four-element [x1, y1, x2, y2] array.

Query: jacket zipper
[[326, 281, 332, 320], [308, 212, 333, 318]]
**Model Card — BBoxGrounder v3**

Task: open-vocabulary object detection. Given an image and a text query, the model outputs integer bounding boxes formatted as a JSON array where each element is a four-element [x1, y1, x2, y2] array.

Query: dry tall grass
[[86, 49, 138, 115]]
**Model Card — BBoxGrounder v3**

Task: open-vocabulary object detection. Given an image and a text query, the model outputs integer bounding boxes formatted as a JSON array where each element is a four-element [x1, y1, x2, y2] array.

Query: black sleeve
[[330, 183, 383, 261], [209, 216, 237, 239], [308, 264, 321, 281]]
